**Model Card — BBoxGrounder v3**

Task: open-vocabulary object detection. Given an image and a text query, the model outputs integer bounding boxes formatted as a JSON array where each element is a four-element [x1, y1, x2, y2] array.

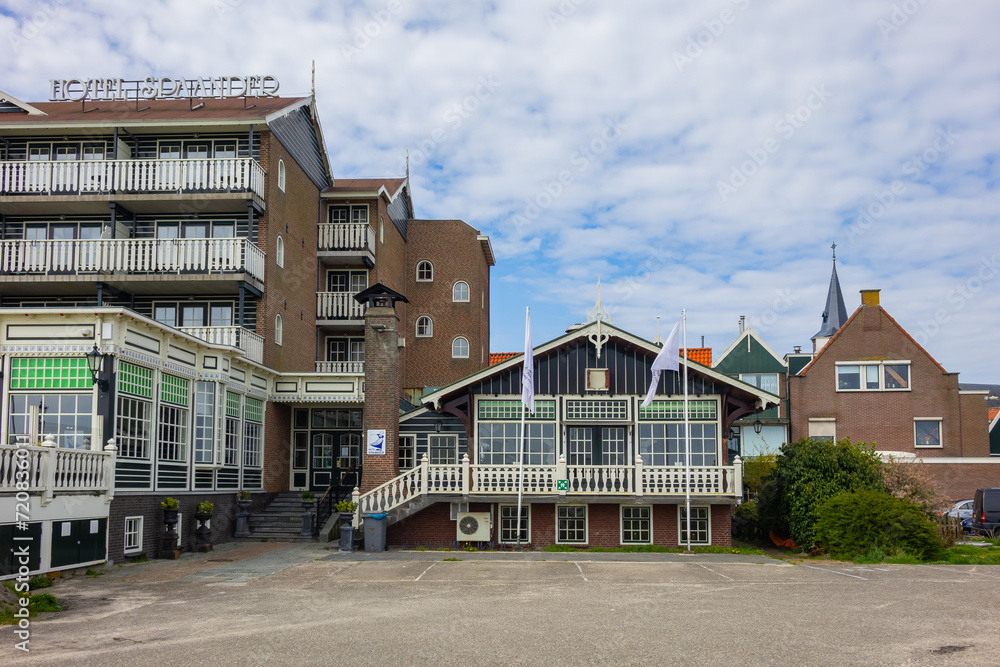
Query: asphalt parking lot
[[4, 542, 999, 666]]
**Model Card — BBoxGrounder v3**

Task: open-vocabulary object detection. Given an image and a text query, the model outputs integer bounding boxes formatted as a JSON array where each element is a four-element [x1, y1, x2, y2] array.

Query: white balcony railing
[[354, 456, 744, 522], [0, 440, 116, 506], [317, 291, 366, 320], [179, 326, 264, 364], [317, 223, 376, 253], [0, 158, 266, 199], [314, 360, 365, 374], [0, 238, 266, 283]]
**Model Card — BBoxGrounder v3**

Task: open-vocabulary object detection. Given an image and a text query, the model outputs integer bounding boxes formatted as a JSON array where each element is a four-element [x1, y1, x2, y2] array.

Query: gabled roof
[[490, 352, 518, 366], [812, 254, 849, 340], [0, 89, 46, 115], [799, 303, 948, 376], [714, 328, 787, 375], [419, 320, 779, 411], [684, 348, 712, 366], [322, 178, 407, 201], [989, 406, 999, 426]]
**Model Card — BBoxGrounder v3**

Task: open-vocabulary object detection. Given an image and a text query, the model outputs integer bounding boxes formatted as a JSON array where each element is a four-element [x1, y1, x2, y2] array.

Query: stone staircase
[[245, 492, 316, 542]]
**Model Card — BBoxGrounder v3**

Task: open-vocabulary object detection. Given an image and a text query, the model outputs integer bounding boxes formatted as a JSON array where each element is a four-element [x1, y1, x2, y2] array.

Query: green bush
[[757, 437, 884, 548], [814, 489, 944, 561], [732, 501, 761, 542]]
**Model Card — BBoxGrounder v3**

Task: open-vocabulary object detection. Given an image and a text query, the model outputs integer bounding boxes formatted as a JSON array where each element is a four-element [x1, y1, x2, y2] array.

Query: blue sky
[[2, 0, 998, 382]]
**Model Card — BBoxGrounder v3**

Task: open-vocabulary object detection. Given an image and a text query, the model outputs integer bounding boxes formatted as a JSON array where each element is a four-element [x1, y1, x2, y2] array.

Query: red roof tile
[[684, 348, 712, 366], [990, 407, 1000, 422], [490, 352, 519, 366]]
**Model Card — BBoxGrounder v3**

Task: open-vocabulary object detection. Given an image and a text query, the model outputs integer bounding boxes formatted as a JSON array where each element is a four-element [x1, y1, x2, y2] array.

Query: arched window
[[275, 314, 283, 345], [277, 159, 286, 192], [416, 316, 433, 337], [452, 281, 470, 302], [276, 236, 285, 268], [452, 336, 469, 359], [416, 260, 433, 282]]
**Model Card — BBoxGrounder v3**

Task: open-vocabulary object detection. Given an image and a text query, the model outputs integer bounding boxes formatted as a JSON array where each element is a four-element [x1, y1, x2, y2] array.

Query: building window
[[7, 392, 93, 449], [556, 505, 587, 544], [478, 423, 556, 465], [429, 434, 459, 464], [452, 337, 470, 359], [621, 506, 652, 544], [500, 505, 530, 543], [808, 418, 836, 442], [124, 516, 143, 554], [194, 381, 216, 464], [399, 435, 415, 470], [638, 423, 717, 466], [453, 281, 470, 302], [836, 361, 910, 391], [915, 419, 942, 448], [277, 159, 286, 192], [243, 397, 263, 467], [275, 314, 283, 346], [679, 506, 710, 545], [116, 362, 153, 459], [740, 373, 779, 394], [416, 260, 433, 282], [416, 316, 433, 337], [276, 236, 284, 268]]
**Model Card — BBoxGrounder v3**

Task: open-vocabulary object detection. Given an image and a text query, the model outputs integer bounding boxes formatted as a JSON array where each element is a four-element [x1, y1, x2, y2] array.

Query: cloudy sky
[[2, 0, 998, 382]]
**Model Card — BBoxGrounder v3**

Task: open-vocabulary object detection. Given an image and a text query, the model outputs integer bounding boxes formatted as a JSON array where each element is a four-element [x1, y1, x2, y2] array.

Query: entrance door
[[310, 433, 335, 491]]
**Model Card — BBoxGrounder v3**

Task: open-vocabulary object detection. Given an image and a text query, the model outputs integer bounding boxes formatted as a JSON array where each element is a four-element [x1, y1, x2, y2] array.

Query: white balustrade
[[0, 158, 265, 198], [0, 444, 114, 500], [356, 465, 423, 515], [179, 326, 264, 363], [316, 291, 366, 320], [471, 465, 558, 494], [566, 465, 634, 493], [427, 464, 463, 493], [314, 360, 365, 374], [0, 238, 265, 283], [317, 223, 376, 252]]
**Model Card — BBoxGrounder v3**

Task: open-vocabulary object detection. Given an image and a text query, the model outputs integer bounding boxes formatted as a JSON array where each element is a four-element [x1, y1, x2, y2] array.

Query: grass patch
[[130, 554, 149, 564], [542, 544, 766, 555], [0, 588, 63, 625], [28, 575, 52, 589], [85, 569, 104, 578], [442, 557, 462, 561], [542, 545, 580, 552]]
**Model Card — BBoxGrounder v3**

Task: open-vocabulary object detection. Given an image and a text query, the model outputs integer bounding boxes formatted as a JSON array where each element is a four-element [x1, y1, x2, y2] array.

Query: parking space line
[[414, 562, 437, 581], [574, 562, 588, 582], [917, 564, 1000, 579], [801, 564, 868, 580], [697, 563, 734, 581]]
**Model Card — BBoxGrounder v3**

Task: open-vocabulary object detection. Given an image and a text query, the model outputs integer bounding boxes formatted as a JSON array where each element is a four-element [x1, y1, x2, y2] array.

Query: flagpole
[[516, 306, 532, 551], [515, 399, 526, 551], [682, 308, 691, 552]]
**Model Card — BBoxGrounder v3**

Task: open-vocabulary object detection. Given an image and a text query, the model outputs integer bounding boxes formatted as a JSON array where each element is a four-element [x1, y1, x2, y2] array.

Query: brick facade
[[923, 462, 1000, 501], [361, 304, 401, 491], [263, 403, 292, 493]]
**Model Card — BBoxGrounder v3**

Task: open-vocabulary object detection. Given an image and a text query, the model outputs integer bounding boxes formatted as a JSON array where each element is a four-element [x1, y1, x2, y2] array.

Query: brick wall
[[108, 492, 251, 563], [386, 501, 733, 548], [361, 305, 400, 491], [257, 130, 320, 373], [923, 462, 1000, 501], [263, 402, 291, 493]]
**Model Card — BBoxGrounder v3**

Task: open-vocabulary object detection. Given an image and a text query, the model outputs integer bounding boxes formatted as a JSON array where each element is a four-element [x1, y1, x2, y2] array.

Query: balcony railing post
[[352, 486, 361, 528], [634, 454, 644, 497], [733, 455, 743, 499], [419, 453, 429, 496], [40, 434, 57, 507], [557, 455, 567, 498], [461, 453, 470, 496], [104, 439, 117, 504]]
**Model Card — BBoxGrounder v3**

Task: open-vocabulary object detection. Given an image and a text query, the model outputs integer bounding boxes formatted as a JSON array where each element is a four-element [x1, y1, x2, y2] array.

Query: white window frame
[[276, 235, 284, 268], [399, 434, 415, 471], [277, 159, 286, 192], [452, 281, 470, 302], [452, 336, 470, 359], [499, 504, 530, 544], [621, 505, 652, 545], [275, 314, 283, 346], [914, 418, 943, 449], [556, 505, 588, 544], [835, 361, 911, 392], [678, 505, 710, 546], [124, 516, 143, 554], [428, 433, 459, 465], [416, 260, 433, 282], [416, 316, 433, 338]]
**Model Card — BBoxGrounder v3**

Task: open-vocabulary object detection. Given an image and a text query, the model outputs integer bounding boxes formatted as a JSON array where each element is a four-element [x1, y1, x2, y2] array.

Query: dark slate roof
[[959, 383, 1000, 409], [353, 282, 409, 304], [812, 257, 849, 340]]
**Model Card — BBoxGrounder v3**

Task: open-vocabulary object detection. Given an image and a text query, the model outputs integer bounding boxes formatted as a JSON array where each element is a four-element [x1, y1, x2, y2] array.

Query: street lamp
[[84, 345, 109, 392], [753, 419, 763, 435]]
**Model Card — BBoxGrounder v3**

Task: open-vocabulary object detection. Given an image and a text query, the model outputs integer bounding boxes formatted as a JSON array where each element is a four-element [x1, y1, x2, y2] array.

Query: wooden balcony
[[317, 291, 366, 323], [0, 237, 266, 288], [179, 325, 264, 364], [317, 223, 376, 267], [0, 158, 265, 199]]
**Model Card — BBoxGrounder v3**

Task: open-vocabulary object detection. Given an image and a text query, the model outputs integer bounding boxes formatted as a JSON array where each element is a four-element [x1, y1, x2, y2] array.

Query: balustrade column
[[733, 455, 743, 499], [634, 455, 644, 497], [557, 455, 567, 498], [40, 435, 57, 507], [104, 439, 117, 504], [461, 453, 470, 496]]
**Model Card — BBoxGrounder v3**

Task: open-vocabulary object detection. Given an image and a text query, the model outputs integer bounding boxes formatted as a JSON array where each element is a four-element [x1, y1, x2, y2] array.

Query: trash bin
[[363, 513, 388, 552], [339, 523, 354, 553]]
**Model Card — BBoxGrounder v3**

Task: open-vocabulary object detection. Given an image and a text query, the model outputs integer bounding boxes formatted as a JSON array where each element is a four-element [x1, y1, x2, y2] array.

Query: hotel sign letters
[[49, 76, 280, 102]]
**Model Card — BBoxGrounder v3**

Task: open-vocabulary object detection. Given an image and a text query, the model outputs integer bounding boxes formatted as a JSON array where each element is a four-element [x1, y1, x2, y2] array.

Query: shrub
[[161, 497, 179, 511], [880, 456, 949, 515], [732, 501, 761, 542], [757, 437, 885, 548], [741, 452, 777, 499], [814, 489, 945, 561], [196, 500, 214, 515]]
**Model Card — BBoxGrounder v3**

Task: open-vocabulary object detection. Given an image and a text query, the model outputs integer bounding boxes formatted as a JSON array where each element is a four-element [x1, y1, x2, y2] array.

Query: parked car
[[940, 499, 974, 520], [971, 488, 1000, 537]]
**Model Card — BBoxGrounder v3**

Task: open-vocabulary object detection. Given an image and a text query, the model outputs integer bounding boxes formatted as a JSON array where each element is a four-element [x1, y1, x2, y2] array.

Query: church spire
[[812, 243, 848, 344]]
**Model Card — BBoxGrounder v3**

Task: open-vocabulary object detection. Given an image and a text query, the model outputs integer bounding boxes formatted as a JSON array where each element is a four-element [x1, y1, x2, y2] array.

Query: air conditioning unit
[[456, 512, 491, 541]]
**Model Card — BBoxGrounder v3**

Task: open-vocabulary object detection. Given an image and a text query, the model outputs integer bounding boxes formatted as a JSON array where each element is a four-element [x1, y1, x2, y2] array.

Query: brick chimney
[[355, 284, 409, 493], [860, 289, 880, 307], [861, 289, 881, 331]]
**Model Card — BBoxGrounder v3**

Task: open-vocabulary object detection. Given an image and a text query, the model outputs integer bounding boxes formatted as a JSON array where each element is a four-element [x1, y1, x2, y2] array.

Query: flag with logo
[[641, 320, 680, 408], [521, 307, 534, 413]]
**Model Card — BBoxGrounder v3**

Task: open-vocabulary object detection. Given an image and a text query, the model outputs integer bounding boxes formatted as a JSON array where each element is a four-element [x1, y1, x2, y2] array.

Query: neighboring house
[[992, 407, 1000, 456], [958, 384, 1000, 456], [354, 300, 778, 549], [788, 287, 995, 499], [0, 82, 493, 576], [713, 327, 790, 458]]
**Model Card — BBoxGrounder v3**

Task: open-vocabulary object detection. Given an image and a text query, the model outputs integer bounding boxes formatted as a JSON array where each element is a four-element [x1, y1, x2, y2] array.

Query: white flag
[[641, 320, 680, 408], [521, 307, 534, 412]]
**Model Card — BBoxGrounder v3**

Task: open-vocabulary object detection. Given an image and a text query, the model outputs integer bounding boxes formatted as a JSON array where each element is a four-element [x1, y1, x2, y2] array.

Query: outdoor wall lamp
[[753, 419, 763, 435], [729, 425, 739, 440], [85, 345, 109, 392], [435, 420, 442, 433]]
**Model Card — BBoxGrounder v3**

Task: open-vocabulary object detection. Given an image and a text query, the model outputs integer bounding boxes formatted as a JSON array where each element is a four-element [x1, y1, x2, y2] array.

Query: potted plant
[[234, 490, 252, 538], [159, 497, 180, 560], [194, 500, 214, 553], [335, 500, 358, 552]]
